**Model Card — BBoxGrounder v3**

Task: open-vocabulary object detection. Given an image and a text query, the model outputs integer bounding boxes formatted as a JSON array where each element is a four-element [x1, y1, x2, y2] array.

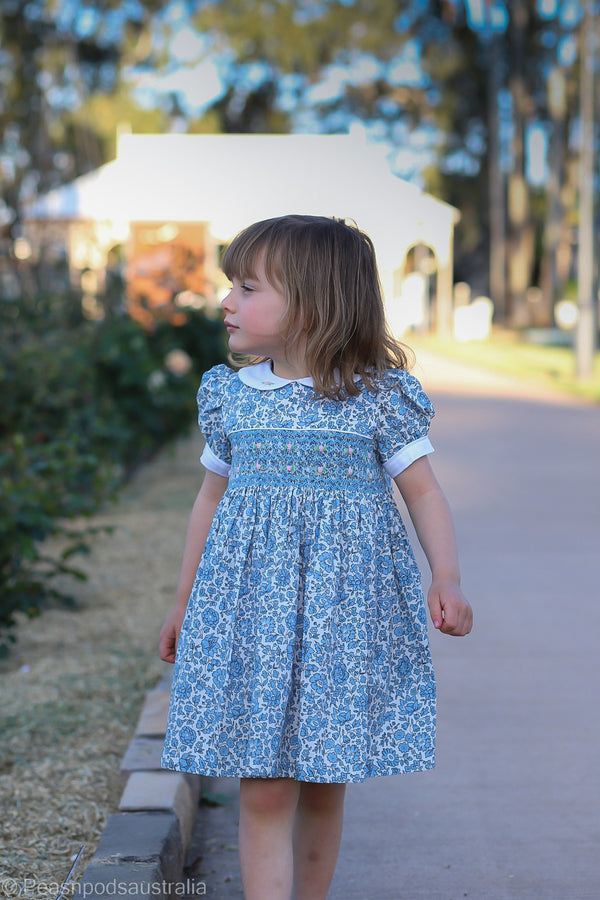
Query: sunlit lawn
[[409, 329, 600, 404]]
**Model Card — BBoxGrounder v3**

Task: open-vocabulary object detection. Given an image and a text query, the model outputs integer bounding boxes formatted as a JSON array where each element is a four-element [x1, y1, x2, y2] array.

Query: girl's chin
[[228, 336, 266, 355]]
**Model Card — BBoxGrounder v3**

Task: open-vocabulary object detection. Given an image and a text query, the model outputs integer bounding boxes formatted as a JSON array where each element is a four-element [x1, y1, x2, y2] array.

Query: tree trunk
[[507, 0, 535, 327], [575, 0, 597, 378], [539, 65, 568, 327], [487, 30, 507, 323]]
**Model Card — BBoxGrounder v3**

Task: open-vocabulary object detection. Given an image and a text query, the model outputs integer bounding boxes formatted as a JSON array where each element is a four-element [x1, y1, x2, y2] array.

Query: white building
[[23, 130, 459, 334]]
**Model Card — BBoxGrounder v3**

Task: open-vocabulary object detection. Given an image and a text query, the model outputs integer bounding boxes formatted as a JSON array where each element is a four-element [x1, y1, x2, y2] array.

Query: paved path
[[332, 352, 600, 900], [187, 351, 600, 900]]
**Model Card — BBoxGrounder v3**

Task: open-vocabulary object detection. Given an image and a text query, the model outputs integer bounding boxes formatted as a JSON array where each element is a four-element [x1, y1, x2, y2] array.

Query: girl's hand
[[159, 473, 227, 664], [159, 607, 186, 663], [428, 579, 473, 636]]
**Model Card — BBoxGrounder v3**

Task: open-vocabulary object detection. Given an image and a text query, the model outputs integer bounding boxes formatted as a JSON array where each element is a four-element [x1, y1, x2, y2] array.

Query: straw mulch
[[0, 431, 203, 889]]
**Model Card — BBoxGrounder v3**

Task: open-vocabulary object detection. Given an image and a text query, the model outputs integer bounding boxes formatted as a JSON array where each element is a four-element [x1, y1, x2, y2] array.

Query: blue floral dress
[[161, 360, 437, 783]]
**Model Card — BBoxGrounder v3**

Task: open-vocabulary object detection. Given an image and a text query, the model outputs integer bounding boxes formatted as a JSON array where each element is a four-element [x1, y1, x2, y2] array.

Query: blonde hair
[[221, 215, 412, 399]]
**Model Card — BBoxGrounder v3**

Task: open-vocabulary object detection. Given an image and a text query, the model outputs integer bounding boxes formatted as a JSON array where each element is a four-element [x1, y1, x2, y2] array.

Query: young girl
[[159, 215, 472, 900]]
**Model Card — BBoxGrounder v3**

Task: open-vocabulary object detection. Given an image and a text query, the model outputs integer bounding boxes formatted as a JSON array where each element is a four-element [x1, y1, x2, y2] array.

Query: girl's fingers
[[159, 626, 178, 662], [429, 588, 473, 636], [428, 593, 443, 630], [441, 601, 473, 636]]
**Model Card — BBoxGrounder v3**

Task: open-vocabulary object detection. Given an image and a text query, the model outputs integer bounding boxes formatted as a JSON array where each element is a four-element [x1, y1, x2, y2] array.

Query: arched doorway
[[402, 243, 438, 332]]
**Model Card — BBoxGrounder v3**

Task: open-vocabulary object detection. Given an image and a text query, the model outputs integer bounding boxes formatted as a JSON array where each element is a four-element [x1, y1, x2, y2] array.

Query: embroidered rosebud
[[348, 466, 353, 475], [317, 466, 324, 474], [318, 444, 325, 452], [257, 442, 262, 449], [256, 463, 262, 471], [348, 447, 354, 456], [286, 465, 292, 473], [287, 442, 293, 450]]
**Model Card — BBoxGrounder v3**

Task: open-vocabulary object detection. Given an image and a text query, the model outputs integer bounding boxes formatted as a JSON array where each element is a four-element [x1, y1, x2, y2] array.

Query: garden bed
[[0, 430, 203, 889]]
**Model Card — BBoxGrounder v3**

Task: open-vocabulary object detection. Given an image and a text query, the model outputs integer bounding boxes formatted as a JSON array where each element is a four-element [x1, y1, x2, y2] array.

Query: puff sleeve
[[197, 365, 232, 477], [375, 370, 435, 477]]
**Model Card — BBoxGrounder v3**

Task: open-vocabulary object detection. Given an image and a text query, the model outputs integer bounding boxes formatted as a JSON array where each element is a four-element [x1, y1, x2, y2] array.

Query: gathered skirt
[[161, 477, 436, 784]]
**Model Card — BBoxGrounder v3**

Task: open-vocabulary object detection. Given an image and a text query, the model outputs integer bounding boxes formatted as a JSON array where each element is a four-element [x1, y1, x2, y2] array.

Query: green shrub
[[0, 433, 113, 650], [0, 292, 227, 655]]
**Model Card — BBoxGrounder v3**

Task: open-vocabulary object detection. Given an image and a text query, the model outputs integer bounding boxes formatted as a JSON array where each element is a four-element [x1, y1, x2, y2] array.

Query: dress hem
[[160, 758, 436, 784]]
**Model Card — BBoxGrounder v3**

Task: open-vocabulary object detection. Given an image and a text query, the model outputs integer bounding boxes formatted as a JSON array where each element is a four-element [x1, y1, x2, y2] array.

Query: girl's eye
[[241, 283, 253, 293]]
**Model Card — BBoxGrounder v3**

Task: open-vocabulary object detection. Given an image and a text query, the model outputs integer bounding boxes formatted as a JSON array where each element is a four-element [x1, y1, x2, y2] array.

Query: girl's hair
[[221, 215, 413, 399]]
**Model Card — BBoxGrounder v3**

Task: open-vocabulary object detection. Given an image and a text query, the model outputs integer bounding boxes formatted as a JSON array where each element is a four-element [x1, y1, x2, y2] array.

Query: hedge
[[0, 290, 227, 655]]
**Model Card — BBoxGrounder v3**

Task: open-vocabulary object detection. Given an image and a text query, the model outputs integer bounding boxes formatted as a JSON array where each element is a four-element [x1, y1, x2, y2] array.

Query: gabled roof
[[24, 132, 459, 264]]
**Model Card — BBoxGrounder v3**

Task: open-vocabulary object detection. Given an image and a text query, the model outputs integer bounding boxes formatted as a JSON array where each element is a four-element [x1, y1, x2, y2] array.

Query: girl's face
[[221, 254, 288, 359]]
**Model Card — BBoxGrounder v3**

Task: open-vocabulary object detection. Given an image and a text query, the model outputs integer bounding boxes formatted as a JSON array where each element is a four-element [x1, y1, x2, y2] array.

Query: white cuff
[[383, 436, 434, 477], [200, 443, 231, 477]]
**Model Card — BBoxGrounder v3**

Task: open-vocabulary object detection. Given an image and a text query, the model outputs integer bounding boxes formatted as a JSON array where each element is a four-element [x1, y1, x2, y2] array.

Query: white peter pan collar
[[238, 360, 316, 390], [238, 360, 361, 391]]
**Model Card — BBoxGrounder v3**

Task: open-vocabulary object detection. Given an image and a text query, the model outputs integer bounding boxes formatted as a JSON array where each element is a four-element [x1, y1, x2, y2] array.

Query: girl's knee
[[299, 782, 346, 815], [240, 777, 299, 818]]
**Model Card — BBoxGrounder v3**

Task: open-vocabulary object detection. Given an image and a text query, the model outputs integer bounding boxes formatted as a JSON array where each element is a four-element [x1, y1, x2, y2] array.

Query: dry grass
[[0, 431, 204, 886]]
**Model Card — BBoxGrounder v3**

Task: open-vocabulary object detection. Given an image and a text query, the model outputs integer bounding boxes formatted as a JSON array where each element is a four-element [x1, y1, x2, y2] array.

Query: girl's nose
[[221, 290, 234, 312]]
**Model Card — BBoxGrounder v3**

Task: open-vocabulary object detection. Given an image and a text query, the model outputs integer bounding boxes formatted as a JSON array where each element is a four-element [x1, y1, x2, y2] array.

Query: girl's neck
[[270, 353, 310, 381]]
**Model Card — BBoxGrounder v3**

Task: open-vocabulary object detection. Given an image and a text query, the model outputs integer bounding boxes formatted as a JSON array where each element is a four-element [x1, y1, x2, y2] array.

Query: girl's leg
[[238, 776, 301, 900], [292, 782, 347, 900]]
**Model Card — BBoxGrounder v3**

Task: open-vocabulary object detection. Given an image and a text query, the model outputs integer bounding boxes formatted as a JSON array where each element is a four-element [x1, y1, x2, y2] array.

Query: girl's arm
[[159, 469, 229, 662], [394, 456, 472, 636]]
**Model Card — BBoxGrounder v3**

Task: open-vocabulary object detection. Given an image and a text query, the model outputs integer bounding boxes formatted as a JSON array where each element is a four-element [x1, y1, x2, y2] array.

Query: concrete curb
[[75, 666, 201, 899]]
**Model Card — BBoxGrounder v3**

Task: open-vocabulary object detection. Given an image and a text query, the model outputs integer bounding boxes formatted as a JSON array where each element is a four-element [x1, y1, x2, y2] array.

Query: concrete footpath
[[78, 351, 600, 899], [328, 352, 599, 900]]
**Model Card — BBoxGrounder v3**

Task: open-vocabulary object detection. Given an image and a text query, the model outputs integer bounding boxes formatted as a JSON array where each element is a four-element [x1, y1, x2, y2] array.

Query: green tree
[[189, 0, 593, 327], [2, 0, 594, 330], [0, 0, 170, 232]]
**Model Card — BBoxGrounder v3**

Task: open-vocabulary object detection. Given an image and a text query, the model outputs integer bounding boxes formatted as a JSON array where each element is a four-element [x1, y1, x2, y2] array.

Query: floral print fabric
[[161, 363, 437, 783]]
